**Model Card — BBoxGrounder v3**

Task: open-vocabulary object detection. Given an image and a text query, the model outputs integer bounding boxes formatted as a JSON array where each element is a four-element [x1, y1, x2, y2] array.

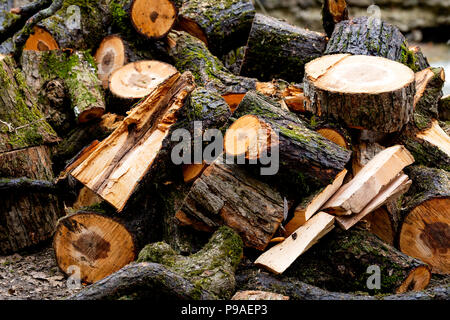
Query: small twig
[[0, 117, 49, 133], [13, 0, 64, 58], [10, 0, 52, 16]]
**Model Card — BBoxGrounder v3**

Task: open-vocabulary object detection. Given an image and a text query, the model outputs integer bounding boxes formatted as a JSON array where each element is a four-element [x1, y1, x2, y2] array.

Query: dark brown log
[[283, 227, 431, 294], [177, 157, 285, 251], [398, 166, 450, 274], [176, 0, 255, 56], [0, 54, 59, 152], [239, 13, 327, 82], [325, 16, 427, 72], [0, 145, 64, 254], [304, 54, 415, 133], [226, 91, 351, 199], [439, 94, 450, 121], [321, 0, 348, 37]]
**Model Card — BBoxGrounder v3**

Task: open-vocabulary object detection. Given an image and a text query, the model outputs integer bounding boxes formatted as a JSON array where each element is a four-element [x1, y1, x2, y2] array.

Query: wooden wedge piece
[[323, 145, 415, 215], [254, 211, 335, 274]]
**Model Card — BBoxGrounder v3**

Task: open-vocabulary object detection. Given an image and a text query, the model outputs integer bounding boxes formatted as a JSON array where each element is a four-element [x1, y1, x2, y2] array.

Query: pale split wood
[[254, 211, 335, 274], [336, 173, 411, 230], [322, 145, 414, 215], [416, 119, 450, 157]]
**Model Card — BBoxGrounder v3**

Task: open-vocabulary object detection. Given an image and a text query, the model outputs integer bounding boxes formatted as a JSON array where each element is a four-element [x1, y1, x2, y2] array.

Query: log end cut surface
[[24, 26, 59, 51], [94, 35, 126, 89], [53, 212, 136, 284], [131, 0, 177, 39]]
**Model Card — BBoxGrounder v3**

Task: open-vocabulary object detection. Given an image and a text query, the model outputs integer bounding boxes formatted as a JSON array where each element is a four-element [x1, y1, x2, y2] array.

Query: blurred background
[[256, 0, 450, 94]]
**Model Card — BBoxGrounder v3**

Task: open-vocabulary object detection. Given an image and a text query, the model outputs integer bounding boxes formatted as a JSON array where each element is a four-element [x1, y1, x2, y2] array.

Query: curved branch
[[0, 177, 58, 194]]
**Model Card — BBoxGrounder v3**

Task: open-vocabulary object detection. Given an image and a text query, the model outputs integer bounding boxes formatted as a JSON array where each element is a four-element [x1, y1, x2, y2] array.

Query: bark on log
[[176, 0, 255, 57], [398, 166, 450, 274], [283, 227, 431, 294], [0, 145, 64, 254], [0, 55, 59, 152], [226, 91, 351, 198], [304, 54, 415, 133], [177, 157, 285, 251], [239, 13, 328, 82], [325, 16, 427, 72], [439, 95, 450, 121], [236, 267, 448, 300], [321, 0, 348, 37]]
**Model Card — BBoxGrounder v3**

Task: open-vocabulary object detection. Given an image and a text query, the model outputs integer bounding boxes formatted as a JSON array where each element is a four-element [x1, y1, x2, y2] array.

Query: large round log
[[325, 16, 428, 72], [226, 90, 352, 198], [130, 0, 177, 39], [399, 166, 450, 274], [239, 13, 327, 82], [284, 227, 431, 294], [321, 0, 348, 37], [304, 54, 415, 133], [0, 145, 64, 254], [176, 0, 255, 56]]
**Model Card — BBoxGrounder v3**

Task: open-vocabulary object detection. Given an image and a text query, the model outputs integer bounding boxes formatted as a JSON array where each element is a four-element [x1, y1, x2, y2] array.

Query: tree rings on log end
[[94, 35, 126, 89], [24, 26, 59, 51], [109, 60, 178, 99], [399, 197, 450, 274], [131, 0, 177, 39], [53, 212, 136, 284], [304, 54, 415, 133], [396, 265, 431, 293]]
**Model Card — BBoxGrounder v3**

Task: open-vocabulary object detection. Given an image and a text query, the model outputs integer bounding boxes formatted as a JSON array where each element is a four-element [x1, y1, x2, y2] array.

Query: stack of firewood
[[0, 0, 448, 300]]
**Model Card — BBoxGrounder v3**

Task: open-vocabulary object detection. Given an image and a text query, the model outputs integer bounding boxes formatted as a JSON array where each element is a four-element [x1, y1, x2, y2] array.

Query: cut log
[[232, 290, 289, 300], [23, 26, 59, 51], [176, 0, 255, 56], [352, 142, 386, 176], [408, 46, 430, 72], [0, 145, 64, 254], [364, 207, 397, 246], [0, 55, 59, 152], [336, 173, 411, 230], [309, 118, 352, 150], [439, 94, 450, 121], [323, 145, 415, 215], [177, 157, 285, 250], [130, 0, 177, 39], [225, 91, 351, 198], [284, 169, 347, 236], [325, 16, 425, 72], [321, 0, 348, 37], [53, 211, 137, 284], [94, 35, 127, 89], [399, 166, 450, 274], [284, 227, 431, 294], [70, 72, 195, 212], [182, 163, 207, 183], [109, 60, 178, 100], [304, 54, 415, 133], [239, 13, 327, 82], [255, 211, 335, 274]]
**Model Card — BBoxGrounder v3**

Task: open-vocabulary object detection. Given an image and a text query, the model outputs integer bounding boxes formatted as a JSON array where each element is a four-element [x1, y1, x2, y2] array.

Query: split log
[[0, 145, 64, 254], [130, 0, 177, 39], [325, 16, 427, 72], [21, 49, 105, 124], [323, 145, 414, 215], [70, 72, 195, 212], [303, 54, 415, 133], [398, 166, 450, 274], [352, 142, 385, 176], [283, 227, 431, 294], [236, 268, 447, 300], [70, 226, 242, 300], [225, 91, 351, 198], [176, 0, 255, 56], [255, 211, 336, 274], [239, 13, 327, 82], [321, 0, 348, 37], [284, 169, 347, 236], [177, 157, 285, 251], [439, 94, 450, 121], [0, 55, 59, 152]]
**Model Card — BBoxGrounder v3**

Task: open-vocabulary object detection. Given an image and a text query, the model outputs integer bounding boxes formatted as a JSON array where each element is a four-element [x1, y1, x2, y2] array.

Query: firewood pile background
[[0, 0, 449, 301]]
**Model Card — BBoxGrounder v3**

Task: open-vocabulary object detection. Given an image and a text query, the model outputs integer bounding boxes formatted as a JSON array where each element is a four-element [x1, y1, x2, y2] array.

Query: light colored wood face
[[24, 26, 59, 51], [53, 213, 136, 284], [317, 128, 348, 149], [95, 35, 126, 89], [182, 163, 207, 183], [400, 197, 450, 274], [417, 119, 450, 157], [131, 0, 177, 39], [109, 60, 178, 98], [396, 266, 431, 293], [306, 54, 415, 94], [224, 115, 278, 160]]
